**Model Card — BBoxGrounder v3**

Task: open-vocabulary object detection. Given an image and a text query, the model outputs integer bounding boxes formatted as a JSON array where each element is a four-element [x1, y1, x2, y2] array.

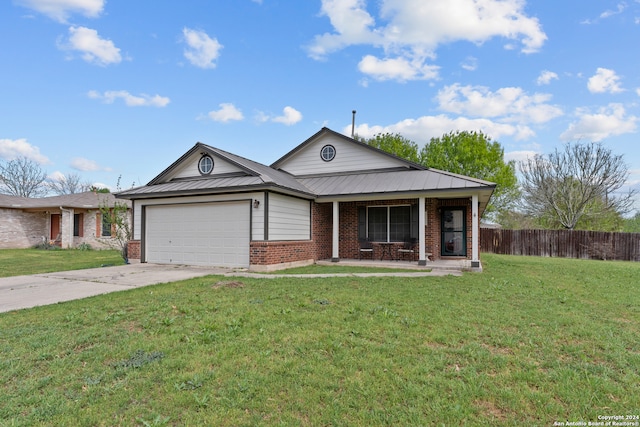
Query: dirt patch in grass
[[212, 280, 245, 289], [474, 399, 508, 421]]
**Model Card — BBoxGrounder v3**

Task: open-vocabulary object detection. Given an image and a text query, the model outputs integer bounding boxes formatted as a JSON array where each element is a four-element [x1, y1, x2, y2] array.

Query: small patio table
[[377, 242, 395, 261]]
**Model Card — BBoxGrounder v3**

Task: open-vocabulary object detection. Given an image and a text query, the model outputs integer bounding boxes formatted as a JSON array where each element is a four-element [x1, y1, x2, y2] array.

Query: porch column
[[471, 194, 480, 267], [418, 197, 427, 266], [331, 201, 339, 262]]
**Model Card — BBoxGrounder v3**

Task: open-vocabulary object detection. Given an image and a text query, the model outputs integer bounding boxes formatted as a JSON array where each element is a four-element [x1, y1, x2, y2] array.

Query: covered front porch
[[319, 192, 487, 272]]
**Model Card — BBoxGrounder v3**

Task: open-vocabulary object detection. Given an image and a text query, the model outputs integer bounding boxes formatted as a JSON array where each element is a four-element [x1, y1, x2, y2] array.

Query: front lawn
[[0, 254, 638, 425], [0, 248, 125, 277]]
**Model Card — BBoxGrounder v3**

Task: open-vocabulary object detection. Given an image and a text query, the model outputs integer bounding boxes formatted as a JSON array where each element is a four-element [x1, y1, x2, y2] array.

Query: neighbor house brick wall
[[0, 208, 47, 249]]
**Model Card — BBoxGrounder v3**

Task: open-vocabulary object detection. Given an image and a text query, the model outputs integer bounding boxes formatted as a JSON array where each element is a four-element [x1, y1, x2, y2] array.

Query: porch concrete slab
[[0, 263, 228, 313]]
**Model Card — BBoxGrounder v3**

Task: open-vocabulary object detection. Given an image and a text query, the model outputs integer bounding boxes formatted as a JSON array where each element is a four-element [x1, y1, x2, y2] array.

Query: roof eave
[[115, 183, 316, 201]]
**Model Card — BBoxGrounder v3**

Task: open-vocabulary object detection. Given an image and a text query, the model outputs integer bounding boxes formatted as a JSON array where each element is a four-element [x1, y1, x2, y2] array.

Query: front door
[[50, 214, 61, 244], [441, 208, 466, 257]]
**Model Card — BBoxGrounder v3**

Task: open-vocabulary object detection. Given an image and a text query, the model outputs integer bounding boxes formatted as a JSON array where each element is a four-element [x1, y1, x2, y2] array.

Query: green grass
[[268, 264, 428, 274], [0, 248, 125, 277], [1, 254, 639, 426]]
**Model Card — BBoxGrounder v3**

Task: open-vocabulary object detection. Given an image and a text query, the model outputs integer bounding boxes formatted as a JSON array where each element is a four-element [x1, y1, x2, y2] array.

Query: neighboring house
[[116, 127, 495, 271], [0, 191, 131, 250]]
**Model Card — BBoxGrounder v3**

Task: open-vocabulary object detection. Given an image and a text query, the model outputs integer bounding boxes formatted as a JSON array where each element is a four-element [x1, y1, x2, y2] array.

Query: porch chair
[[358, 238, 374, 260], [397, 236, 417, 261]]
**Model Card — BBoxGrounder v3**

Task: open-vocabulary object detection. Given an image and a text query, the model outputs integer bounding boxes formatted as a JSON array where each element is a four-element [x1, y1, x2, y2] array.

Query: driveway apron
[[0, 263, 225, 313]]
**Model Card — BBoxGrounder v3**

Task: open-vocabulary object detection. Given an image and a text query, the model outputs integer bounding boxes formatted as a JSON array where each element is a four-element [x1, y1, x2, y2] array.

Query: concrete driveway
[[0, 263, 228, 313]]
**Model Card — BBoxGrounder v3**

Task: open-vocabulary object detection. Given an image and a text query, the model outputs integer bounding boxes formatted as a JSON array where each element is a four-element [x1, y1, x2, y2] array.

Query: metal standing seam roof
[[118, 143, 316, 198], [298, 169, 495, 197], [116, 131, 495, 202]]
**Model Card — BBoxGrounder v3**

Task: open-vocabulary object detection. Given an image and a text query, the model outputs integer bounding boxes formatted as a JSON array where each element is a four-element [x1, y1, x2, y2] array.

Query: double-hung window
[[101, 213, 112, 237], [362, 205, 413, 242]]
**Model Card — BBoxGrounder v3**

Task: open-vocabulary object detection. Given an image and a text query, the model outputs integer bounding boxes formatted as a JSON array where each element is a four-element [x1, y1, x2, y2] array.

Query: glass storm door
[[441, 208, 466, 257]]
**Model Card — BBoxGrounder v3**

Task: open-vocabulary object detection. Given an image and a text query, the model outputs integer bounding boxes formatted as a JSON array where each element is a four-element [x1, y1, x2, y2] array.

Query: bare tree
[[99, 176, 132, 262], [519, 142, 636, 230], [0, 157, 48, 197], [48, 172, 92, 195]]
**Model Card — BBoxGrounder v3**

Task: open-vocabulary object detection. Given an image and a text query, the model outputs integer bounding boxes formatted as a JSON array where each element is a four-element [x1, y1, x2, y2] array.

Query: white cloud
[[70, 157, 110, 171], [436, 84, 563, 124], [16, 0, 104, 23], [600, 3, 627, 19], [461, 56, 477, 71], [59, 26, 122, 66], [588, 67, 624, 94], [358, 54, 439, 82], [256, 107, 303, 126], [182, 28, 223, 69], [561, 103, 637, 142], [504, 150, 540, 164], [0, 138, 50, 164], [88, 90, 170, 107], [273, 106, 303, 125], [349, 114, 534, 145], [207, 103, 244, 122], [536, 70, 559, 85], [308, 0, 547, 82]]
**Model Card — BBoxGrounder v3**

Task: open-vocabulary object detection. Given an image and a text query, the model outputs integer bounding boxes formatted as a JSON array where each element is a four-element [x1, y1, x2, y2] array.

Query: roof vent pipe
[[351, 110, 356, 138]]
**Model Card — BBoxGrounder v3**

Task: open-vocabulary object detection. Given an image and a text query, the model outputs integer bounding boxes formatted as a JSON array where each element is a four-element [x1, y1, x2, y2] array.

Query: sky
[[1, 0, 639, 210]]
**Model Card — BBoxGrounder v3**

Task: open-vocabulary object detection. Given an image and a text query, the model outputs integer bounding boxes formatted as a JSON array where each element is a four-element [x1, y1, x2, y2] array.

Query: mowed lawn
[[0, 248, 125, 277], [0, 253, 638, 426]]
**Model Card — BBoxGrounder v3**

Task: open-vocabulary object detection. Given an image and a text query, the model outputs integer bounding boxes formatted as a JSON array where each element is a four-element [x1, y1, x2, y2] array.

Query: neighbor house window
[[73, 213, 84, 237], [101, 213, 112, 237], [366, 205, 412, 242]]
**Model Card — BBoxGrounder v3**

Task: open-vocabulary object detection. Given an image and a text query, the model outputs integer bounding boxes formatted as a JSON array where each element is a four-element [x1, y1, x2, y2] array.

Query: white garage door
[[145, 201, 250, 268]]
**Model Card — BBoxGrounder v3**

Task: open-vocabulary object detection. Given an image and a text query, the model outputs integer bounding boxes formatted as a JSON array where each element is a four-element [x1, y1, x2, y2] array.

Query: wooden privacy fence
[[480, 228, 640, 261]]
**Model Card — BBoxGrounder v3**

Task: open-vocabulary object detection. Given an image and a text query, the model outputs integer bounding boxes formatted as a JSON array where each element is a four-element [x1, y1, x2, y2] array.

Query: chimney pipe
[[351, 110, 356, 138]]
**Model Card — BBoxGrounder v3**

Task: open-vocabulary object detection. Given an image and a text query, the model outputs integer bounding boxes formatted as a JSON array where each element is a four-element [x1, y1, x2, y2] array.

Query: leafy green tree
[[419, 131, 519, 218], [363, 132, 421, 164], [623, 211, 640, 233]]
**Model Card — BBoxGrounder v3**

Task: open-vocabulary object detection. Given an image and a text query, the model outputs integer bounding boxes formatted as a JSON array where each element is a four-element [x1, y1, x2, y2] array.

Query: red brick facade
[[129, 198, 474, 267], [127, 240, 141, 261], [248, 197, 473, 266]]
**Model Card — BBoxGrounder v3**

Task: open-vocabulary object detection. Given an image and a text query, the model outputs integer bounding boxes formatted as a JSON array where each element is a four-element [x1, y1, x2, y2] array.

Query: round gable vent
[[320, 145, 336, 162]]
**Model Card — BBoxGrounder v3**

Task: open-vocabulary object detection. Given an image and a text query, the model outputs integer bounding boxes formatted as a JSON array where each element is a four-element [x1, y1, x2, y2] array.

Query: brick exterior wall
[[0, 208, 47, 249], [127, 240, 141, 261], [1, 208, 128, 250], [126, 197, 474, 267], [249, 202, 333, 268], [336, 198, 472, 261]]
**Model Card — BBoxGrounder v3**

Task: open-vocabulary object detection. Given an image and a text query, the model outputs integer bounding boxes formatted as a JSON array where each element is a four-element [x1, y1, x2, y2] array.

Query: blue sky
[[1, 0, 639, 208]]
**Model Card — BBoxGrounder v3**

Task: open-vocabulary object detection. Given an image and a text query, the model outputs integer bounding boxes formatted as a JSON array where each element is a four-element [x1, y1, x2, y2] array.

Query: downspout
[[60, 206, 73, 249]]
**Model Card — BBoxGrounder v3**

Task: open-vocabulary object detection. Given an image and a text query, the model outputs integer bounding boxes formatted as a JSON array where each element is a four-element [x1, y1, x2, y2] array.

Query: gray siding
[[277, 134, 408, 176], [268, 193, 310, 240], [172, 152, 246, 179]]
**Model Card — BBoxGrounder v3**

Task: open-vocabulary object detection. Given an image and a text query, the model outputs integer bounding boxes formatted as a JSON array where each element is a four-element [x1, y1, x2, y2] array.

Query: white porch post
[[332, 201, 339, 262], [472, 194, 480, 267], [418, 197, 427, 266]]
